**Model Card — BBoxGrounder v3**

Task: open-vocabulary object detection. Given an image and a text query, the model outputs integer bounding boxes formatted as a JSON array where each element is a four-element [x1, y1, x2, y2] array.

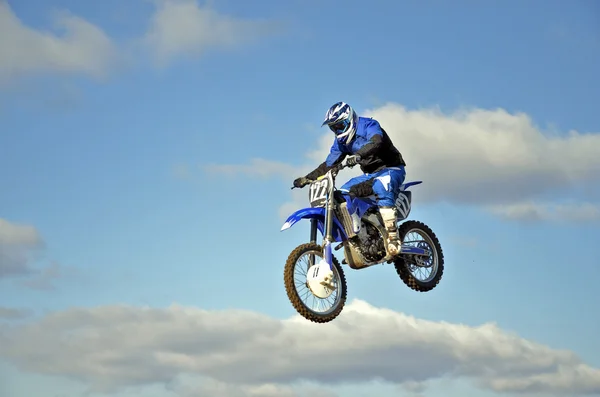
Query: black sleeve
[[355, 134, 383, 159], [305, 162, 330, 180], [305, 154, 346, 180]]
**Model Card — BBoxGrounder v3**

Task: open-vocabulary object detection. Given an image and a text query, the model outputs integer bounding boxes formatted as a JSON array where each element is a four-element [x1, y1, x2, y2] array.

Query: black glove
[[346, 155, 359, 167], [293, 177, 311, 188]]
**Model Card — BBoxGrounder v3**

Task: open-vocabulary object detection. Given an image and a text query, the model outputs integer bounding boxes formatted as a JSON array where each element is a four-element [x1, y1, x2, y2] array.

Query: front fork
[[310, 218, 318, 244], [307, 204, 334, 271], [323, 193, 335, 270], [307, 219, 318, 269]]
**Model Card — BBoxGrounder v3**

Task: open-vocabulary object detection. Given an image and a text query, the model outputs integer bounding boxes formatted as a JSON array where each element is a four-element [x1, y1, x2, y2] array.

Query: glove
[[293, 177, 311, 188], [346, 156, 359, 167]]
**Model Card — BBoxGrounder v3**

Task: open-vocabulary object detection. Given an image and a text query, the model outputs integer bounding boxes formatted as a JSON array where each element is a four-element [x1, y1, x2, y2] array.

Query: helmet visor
[[329, 119, 349, 135]]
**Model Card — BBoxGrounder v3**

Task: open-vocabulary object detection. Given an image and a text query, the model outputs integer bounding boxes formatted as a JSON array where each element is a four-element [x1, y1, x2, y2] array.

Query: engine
[[354, 220, 386, 262]]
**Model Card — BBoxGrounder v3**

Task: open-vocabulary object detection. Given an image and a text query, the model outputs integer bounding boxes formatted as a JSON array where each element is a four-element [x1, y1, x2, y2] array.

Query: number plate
[[308, 178, 329, 207]]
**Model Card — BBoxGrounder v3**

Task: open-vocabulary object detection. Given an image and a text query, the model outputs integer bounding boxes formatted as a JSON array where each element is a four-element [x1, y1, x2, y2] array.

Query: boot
[[379, 206, 401, 256]]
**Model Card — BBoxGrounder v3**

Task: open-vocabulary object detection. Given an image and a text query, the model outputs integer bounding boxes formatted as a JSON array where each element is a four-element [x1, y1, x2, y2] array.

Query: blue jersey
[[324, 117, 405, 174]]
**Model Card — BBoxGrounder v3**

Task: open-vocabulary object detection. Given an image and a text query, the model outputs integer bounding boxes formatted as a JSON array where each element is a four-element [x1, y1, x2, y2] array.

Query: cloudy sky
[[1, 0, 600, 396]]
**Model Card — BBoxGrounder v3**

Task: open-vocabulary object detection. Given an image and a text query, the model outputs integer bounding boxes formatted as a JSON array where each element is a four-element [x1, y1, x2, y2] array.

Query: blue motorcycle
[[281, 155, 444, 323]]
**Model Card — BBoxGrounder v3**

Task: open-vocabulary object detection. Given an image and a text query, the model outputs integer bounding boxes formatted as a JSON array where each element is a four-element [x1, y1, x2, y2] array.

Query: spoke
[[403, 229, 437, 283], [292, 250, 342, 315]]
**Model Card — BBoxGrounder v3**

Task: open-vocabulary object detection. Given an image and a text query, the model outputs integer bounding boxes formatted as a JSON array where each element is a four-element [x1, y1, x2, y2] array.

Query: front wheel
[[394, 220, 444, 292], [283, 242, 347, 323]]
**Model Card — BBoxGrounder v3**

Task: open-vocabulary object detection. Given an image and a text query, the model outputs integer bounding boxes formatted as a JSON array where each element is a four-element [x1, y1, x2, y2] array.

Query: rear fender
[[280, 207, 347, 242], [396, 180, 423, 220]]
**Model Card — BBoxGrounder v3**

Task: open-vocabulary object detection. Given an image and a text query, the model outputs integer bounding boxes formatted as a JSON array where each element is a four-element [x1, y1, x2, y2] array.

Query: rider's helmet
[[322, 101, 358, 144]]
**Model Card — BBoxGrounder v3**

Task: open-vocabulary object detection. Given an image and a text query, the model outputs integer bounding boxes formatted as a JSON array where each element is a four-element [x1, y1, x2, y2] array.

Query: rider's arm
[[355, 119, 384, 159], [305, 140, 347, 180]]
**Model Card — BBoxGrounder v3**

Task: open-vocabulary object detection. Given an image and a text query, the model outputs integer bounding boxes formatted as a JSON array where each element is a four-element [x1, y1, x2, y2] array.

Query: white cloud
[[0, 299, 598, 396], [170, 375, 338, 397], [0, 218, 43, 278], [18, 261, 65, 290], [0, 218, 67, 289], [0, 306, 31, 320], [205, 158, 304, 180], [143, 0, 280, 66], [0, 0, 281, 83], [171, 163, 194, 180], [206, 103, 600, 222], [0, 1, 118, 82], [489, 202, 600, 223], [362, 104, 600, 206]]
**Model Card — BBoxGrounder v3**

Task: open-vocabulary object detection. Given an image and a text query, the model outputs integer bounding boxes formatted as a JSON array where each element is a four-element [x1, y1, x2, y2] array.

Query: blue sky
[[1, 0, 600, 396]]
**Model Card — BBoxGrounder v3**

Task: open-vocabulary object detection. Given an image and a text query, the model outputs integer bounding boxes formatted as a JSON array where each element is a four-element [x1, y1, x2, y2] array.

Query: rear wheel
[[394, 220, 444, 292], [283, 242, 347, 323]]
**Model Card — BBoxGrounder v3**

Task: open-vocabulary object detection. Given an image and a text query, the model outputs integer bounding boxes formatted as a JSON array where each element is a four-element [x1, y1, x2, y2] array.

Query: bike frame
[[281, 159, 430, 270]]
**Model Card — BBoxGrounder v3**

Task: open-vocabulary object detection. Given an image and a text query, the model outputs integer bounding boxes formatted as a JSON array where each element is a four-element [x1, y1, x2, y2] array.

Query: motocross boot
[[379, 206, 401, 256]]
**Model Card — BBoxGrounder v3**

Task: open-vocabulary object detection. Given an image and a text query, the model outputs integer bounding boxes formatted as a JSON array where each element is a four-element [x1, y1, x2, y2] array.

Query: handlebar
[[290, 155, 360, 189]]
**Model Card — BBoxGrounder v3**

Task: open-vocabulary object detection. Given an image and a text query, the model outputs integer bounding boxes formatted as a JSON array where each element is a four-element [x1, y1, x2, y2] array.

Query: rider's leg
[[371, 167, 406, 256], [339, 174, 372, 197], [338, 175, 374, 238], [378, 207, 400, 255]]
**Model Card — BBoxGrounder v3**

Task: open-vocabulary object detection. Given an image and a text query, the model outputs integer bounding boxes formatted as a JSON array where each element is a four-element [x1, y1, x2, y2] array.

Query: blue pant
[[339, 166, 406, 207]]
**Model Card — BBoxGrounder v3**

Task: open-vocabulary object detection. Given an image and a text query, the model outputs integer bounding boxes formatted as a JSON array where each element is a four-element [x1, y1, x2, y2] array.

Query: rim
[[401, 228, 439, 283], [293, 249, 343, 315]]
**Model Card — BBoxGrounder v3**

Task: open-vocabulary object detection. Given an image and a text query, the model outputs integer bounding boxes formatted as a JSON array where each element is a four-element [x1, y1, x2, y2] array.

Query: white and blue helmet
[[322, 101, 358, 144]]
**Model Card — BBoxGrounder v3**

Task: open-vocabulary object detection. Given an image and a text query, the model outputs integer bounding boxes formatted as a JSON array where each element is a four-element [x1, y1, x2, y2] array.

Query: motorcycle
[[280, 155, 444, 323]]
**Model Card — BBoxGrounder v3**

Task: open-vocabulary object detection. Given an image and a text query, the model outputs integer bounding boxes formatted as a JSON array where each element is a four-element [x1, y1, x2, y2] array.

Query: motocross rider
[[293, 101, 407, 256]]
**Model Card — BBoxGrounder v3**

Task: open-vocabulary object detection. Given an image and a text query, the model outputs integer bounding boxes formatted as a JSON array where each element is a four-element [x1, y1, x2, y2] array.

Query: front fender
[[280, 207, 347, 242]]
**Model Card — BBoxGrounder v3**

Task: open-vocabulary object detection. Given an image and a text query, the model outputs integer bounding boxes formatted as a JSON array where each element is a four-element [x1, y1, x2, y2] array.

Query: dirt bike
[[281, 155, 444, 323]]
